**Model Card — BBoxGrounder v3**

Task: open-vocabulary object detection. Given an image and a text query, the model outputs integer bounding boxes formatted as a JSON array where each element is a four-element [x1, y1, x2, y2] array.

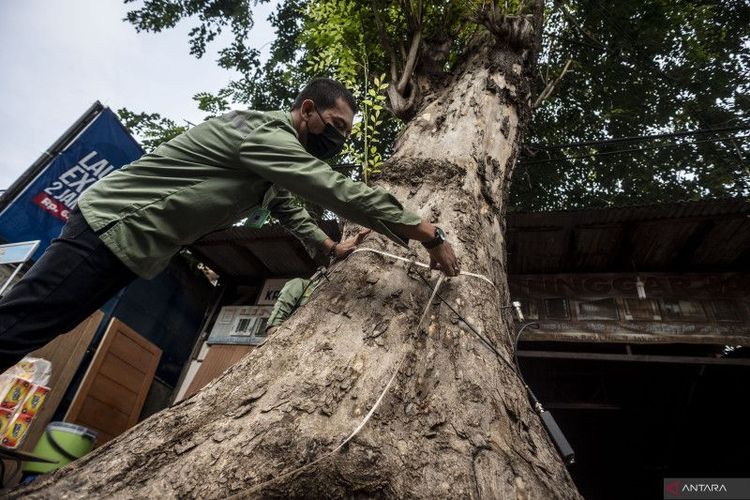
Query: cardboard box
[[2, 412, 33, 449], [0, 407, 13, 435], [0, 377, 32, 411], [21, 384, 50, 417]]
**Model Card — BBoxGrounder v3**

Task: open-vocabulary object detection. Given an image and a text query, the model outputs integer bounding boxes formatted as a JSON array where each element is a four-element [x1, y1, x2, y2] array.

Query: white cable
[[238, 268, 445, 496], [351, 247, 497, 287], [238, 249, 497, 496]]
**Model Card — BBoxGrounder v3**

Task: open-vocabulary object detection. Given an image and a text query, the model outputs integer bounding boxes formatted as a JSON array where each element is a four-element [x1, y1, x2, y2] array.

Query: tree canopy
[[517, 0, 750, 210], [119, 0, 750, 210]]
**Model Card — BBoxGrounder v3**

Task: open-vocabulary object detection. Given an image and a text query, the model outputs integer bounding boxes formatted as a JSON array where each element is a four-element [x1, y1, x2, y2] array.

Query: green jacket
[[78, 110, 421, 278], [266, 277, 317, 328]]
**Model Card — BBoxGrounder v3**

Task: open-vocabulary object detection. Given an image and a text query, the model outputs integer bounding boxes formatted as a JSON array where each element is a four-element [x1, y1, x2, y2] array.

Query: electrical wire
[[522, 133, 750, 165], [351, 247, 538, 387], [527, 125, 750, 150], [546, 0, 747, 169], [237, 249, 571, 496], [589, 0, 745, 142], [409, 268, 544, 399], [409, 270, 563, 446], [513, 322, 543, 407], [337, 127, 750, 171], [411, 270, 517, 373]]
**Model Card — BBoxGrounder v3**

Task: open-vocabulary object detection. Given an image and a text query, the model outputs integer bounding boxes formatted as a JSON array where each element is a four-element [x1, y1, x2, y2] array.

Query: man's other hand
[[428, 241, 460, 277], [334, 228, 371, 258]]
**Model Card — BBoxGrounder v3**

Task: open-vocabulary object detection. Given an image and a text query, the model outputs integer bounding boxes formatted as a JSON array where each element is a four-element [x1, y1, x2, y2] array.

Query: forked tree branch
[[397, 29, 422, 94], [533, 57, 573, 107]]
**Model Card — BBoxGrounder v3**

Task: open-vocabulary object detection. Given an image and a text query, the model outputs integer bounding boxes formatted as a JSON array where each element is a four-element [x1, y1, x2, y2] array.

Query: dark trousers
[[0, 210, 136, 372]]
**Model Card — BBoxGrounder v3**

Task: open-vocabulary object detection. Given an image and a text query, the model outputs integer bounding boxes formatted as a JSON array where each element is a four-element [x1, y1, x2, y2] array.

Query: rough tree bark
[[12, 10, 582, 500]]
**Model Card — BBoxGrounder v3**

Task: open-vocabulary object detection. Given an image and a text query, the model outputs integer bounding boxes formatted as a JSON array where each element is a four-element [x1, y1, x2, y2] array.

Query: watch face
[[422, 226, 448, 249]]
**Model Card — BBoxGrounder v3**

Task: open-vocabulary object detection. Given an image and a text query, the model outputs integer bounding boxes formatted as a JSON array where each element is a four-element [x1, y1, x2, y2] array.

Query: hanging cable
[[526, 125, 750, 150], [396, 258, 576, 465], [522, 133, 750, 165], [236, 245, 576, 499]]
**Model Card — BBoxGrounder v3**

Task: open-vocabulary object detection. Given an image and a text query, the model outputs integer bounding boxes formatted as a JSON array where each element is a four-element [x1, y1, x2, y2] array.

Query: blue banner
[[0, 108, 143, 260]]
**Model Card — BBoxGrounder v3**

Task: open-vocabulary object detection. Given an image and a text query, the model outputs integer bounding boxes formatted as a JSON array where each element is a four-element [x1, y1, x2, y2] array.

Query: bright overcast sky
[[0, 0, 277, 190]]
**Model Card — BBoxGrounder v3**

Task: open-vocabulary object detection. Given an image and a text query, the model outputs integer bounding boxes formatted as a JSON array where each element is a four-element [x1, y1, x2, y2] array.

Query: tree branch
[[533, 58, 573, 108], [397, 29, 422, 94]]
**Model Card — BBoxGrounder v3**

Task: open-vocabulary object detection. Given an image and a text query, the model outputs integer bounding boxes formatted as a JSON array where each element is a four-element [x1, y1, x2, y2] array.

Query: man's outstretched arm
[[267, 188, 372, 261], [239, 120, 460, 275]]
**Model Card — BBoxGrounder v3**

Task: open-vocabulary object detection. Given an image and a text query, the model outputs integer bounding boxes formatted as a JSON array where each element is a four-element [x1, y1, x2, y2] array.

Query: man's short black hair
[[292, 77, 358, 114]]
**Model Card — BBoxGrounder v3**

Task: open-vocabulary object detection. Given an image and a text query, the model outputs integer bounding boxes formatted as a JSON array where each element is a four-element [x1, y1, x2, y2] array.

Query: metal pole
[[0, 101, 104, 214]]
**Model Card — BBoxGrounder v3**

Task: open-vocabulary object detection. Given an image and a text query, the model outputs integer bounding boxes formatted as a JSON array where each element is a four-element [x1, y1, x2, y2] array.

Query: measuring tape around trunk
[[233, 249, 501, 497]]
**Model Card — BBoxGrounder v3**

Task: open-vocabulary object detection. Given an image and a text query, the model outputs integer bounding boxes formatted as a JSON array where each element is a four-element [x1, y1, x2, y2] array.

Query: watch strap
[[421, 227, 446, 249]]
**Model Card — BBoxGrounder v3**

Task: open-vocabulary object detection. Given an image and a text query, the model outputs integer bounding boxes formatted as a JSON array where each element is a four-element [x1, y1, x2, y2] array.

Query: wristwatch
[[421, 227, 447, 249]]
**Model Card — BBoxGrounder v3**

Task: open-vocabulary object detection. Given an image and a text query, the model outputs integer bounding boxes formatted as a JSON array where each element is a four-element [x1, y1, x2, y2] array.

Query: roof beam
[[517, 350, 750, 366]]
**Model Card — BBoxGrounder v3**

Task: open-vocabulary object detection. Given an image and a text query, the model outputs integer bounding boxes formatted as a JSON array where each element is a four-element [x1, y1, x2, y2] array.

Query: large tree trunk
[[12, 22, 582, 500]]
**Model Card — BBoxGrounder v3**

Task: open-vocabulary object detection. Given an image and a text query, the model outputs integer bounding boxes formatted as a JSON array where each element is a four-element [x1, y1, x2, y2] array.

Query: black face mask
[[305, 106, 346, 160]]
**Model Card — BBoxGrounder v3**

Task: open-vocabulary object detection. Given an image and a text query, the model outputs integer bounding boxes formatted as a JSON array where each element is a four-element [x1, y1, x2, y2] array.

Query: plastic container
[[22, 422, 97, 474]]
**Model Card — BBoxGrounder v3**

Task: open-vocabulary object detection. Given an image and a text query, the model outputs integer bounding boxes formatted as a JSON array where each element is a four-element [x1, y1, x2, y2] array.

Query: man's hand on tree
[[386, 220, 461, 277], [427, 241, 460, 277], [334, 228, 371, 259]]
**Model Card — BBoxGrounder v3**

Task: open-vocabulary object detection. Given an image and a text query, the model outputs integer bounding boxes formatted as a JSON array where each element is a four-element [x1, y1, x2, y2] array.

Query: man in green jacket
[[0, 78, 458, 371], [265, 228, 371, 336]]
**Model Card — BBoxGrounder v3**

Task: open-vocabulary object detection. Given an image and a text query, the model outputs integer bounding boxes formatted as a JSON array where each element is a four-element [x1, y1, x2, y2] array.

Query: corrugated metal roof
[[507, 198, 750, 274], [189, 220, 341, 282], [509, 198, 749, 227]]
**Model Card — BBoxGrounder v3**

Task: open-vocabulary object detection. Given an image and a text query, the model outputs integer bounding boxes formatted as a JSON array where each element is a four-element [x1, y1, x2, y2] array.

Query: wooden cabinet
[[64, 318, 161, 445]]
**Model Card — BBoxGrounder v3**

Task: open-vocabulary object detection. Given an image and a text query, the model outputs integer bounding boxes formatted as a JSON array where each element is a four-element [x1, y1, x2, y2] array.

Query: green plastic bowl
[[22, 422, 97, 474]]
